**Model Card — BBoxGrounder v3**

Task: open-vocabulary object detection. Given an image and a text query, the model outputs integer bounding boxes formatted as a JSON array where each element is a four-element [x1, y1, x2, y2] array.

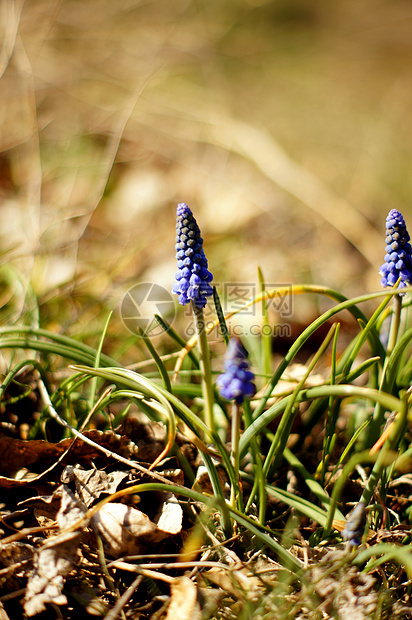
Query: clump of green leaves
[[1, 210, 412, 619]]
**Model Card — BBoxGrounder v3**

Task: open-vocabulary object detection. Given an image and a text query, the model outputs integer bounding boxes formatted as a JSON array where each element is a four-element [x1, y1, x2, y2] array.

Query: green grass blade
[[0, 326, 119, 366], [90, 311, 113, 408], [251, 288, 390, 420], [138, 327, 172, 393], [283, 447, 345, 520], [153, 314, 200, 369], [264, 323, 337, 477], [212, 286, 229, 346], [258, 267, 272, 378]]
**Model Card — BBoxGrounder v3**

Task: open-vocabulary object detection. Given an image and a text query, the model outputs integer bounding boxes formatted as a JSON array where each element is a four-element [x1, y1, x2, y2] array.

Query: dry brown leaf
[[92, 495, 183, 558], [0, 430, 139, 480], [19, 493, 61, 522], [92, 503, 158, 557], [23, 486, 85, 616], [0, 540, 33, 568], [202, 567, 263, 602], [192, 464, 229, 496], [61, 465, 129, 507], [164, 576, 202, 620], [154, 493, 183, 536]]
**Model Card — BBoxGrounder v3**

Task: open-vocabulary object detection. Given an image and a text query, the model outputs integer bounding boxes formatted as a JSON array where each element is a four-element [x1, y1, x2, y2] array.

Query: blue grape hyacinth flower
[[172, 203, 213, 309], [379, 209, 412, 292], [217, 338, 256, 405]]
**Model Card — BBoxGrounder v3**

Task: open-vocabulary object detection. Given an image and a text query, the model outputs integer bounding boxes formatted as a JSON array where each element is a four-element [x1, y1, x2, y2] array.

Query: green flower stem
[[230, 403, 242, 508], [243, 399, 267, 524], [385, 293, 402, 361], [191, 301, 216, 435], [370, 292, 403, 443]]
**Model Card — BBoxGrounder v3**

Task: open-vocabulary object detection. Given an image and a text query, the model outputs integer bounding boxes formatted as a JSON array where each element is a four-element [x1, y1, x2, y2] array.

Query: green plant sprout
[[1, 205, 412, 618]]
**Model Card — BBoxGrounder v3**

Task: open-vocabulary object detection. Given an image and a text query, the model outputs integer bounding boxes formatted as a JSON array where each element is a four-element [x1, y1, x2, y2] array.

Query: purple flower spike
[[172, 203, 213, 309], [379, 209, 412, 293], [217, 338, 256, 405]]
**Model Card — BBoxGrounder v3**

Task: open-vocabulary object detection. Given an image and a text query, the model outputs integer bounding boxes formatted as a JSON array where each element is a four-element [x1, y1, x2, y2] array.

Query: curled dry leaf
[[92, 493, 183, 558], [0, 430, 139, 481], [202, 566, 264, 602], [0, 602, 11, 620], [24, 532, 81, 616], [193, 464, 229, 496], [61, 465, 129, 507], [165, 576, 202, 620], [92, 503, 158, 557], [154, 493, 183, 536], [0, 541, 33, 568], [23, 486, 86, 617], [19, 493, 61, 523]]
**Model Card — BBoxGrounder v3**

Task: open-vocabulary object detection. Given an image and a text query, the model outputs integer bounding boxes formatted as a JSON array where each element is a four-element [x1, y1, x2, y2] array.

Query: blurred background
[[1, 0, 412, 355]]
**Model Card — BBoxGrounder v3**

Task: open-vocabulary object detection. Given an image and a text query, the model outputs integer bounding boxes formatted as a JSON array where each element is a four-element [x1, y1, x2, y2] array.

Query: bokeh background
[[1, 0, 412, 352]]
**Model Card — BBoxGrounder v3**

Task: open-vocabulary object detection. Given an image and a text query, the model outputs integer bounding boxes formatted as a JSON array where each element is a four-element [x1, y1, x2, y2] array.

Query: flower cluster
[[379, 209, 412, 292], [217, 338, 256, 405], [172, 203, 213, 309], [341, 501, 367, 548]]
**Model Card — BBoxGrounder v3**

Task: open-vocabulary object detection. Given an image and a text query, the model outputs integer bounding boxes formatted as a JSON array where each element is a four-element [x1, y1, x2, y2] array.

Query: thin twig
[[37, 379, 177, 487], [103, 575, 143, 620]]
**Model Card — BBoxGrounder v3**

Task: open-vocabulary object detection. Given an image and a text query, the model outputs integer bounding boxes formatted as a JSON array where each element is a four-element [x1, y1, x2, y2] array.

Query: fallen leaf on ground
[[92, 494, 183, 558], [92, 503, 158, 557], [165, 576, 202, 620], [154, 493, 183, 536], [61, 465, 129, 507], [23, 486, 85, 616]]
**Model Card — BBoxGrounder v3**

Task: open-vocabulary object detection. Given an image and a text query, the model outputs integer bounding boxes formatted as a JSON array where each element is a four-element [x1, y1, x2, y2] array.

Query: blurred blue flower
[[217, 338, 256, 405], [172, 203, 213, 309], [341, 501, 367, 547], [379, 209, 412, 292]]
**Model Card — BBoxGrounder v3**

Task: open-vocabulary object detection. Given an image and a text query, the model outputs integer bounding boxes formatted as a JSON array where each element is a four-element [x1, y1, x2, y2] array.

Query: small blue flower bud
[[217, 338, 256, 405], [341, 501, 367, 547], [172, 203, 213, 309], [379, 209, 412, 293]]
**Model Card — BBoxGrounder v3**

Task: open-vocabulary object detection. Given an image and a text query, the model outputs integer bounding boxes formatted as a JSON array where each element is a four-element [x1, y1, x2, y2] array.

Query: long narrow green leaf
[[355, 543, 412, 578], [138, 327, 172, 393], [0, 359, 49, 399], [85, 481, 302, 573], [283, 447, 345, 520], [71, 365, 239, 504], [154, 314, 200, 368], [265, 324, 338, 477], [0, 338, 113, 366], [240, 383, 406, 459], [341, 294, 392, 378], [212, 286, 229, 346], [325, 419, 370, 488], [0, 325, 119, 366], [241, 473, 331, 527], [251, 288, 395, 420], [90, 311, 113, 408], [257, 267, 272, 378]]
